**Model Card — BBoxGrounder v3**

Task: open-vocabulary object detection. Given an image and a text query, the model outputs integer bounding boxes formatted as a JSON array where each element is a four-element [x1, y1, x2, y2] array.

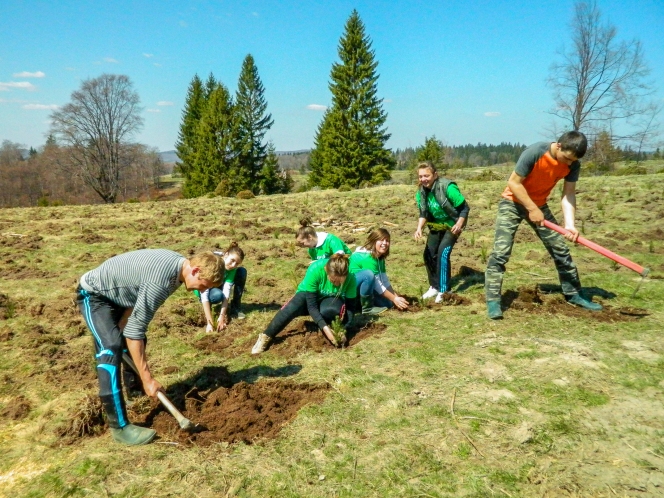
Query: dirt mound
[[0, 293, 15, 319], [0, 395, 32, 420], [195, 318, 388, 358], [54, 395, 105, 445], [503, 286, 648, 322], [0, 234, 43, 250], [147, 380, 329, 446], [401, 293, 471, 312]]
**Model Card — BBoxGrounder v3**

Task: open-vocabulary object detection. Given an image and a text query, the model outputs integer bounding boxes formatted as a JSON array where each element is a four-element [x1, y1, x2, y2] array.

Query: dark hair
[[417, 161, 437, 174], [363, 228, 391, 259], [325, 253, 350, 277], [224, 241, 245, 261], [558, 131, 588, 158], [296, 217, 317, 240]]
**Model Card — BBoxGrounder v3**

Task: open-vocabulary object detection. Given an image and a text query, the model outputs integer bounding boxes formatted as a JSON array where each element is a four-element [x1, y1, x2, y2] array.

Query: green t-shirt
[[297, 259, 357, 300], [307, 232, 351, 261], [415, 183, 465, 229], [349, 248, 386, 275]]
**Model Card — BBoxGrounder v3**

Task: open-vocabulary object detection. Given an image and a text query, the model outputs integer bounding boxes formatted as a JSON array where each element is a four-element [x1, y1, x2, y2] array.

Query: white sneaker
[[435, 292, 445, 304], [251, 333, 272, 355], [422, 287, 438, 300]]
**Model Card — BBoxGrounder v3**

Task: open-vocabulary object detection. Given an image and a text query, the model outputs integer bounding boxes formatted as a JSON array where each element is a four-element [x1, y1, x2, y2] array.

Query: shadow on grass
[[452, 265, 485, 292]]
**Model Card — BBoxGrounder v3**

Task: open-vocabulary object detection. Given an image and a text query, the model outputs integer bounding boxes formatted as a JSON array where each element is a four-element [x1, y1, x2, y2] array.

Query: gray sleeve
[[565, 161, 581, 182], [514, 143, 548, 178], [123, 283, 171, 340]]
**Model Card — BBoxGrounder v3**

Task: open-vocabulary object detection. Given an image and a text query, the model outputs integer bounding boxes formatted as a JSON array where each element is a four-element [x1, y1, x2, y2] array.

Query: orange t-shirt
[[502, 142, 580, 207]]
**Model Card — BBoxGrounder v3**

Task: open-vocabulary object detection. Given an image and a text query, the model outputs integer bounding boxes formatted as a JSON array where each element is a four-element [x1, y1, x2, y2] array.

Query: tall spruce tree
[[175, 74, 205, 180], [235, 54, 274, 194], [183, 82, 238, 198], [309, 10, 394, 189]]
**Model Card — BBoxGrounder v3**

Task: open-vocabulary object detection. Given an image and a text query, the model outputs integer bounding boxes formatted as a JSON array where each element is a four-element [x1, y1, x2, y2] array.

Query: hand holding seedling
[[217, 313, 228, 331]]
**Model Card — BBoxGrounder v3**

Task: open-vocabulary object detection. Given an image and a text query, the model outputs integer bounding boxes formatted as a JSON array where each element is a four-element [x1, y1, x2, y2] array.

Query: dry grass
[[0, 169, 663, 496]]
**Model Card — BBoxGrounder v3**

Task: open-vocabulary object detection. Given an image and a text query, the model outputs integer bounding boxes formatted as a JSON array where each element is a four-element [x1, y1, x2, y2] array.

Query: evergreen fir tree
[[259, 143, 293, 194], [183, 83, 238, 198], [309, 10, 394, 189], [235, 54, 274, 194], [175, 74, 205, 180], [416, 136, 446, 169]]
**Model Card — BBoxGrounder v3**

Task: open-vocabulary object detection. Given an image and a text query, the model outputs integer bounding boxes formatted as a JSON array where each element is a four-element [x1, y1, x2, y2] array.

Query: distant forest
[[277, 142, 528, 171]]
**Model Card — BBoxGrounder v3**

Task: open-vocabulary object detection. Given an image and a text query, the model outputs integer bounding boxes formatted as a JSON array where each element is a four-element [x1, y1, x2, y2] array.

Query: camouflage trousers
[[485, 199, 581, 302]]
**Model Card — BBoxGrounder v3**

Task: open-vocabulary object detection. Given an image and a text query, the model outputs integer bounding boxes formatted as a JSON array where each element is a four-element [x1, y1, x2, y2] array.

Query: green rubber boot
[[566, 294, 603, 311], [110, 424, 157, 446], [486, 300, 503, 320], [361, 296, 387, 315]]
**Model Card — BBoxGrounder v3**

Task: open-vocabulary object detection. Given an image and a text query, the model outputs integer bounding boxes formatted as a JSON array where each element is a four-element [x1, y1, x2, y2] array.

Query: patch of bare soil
[[0, 264, 52, 280], [400, 293, 471, 312], [0, 395, 31, 420], [194, 317, 388, 358], [503, 286, 649, 322], [45, 355, 97, 390], [0, 234, 42, 250], [145, 379, 329, 446]]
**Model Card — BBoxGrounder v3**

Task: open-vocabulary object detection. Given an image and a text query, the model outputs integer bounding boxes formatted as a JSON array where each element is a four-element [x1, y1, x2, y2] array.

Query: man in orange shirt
[[484, 131, 602, 319]]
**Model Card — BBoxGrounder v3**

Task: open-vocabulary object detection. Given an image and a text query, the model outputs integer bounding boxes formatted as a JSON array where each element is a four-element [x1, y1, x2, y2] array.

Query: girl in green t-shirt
[[251, 254, 359, 354], [350, 228, 409, 314], [194, 242, 247, 333], [295, 218, 351, 261]]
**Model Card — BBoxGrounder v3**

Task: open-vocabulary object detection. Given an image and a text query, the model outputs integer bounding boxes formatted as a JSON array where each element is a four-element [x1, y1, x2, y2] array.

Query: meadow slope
[[1, 174, 663, 497]]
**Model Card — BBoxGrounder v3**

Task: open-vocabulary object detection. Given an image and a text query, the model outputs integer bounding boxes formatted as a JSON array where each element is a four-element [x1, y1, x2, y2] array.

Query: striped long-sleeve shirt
[[80, 249, 185, 340]]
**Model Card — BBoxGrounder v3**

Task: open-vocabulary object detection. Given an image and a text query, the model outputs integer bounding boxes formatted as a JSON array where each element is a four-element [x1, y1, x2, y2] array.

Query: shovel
[[122, 353, 198, 432], [543, 220, 650, 294]]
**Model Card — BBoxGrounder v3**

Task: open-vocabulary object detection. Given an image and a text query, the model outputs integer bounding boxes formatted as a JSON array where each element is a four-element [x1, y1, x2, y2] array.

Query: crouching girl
[[251, 254, 358, 354], [350, 228, 409, 314], [195, 242, 247, 332]]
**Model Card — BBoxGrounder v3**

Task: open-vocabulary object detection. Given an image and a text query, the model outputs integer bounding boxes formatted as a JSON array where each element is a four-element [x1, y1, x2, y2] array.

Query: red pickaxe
[[543, 220, 650, 294]]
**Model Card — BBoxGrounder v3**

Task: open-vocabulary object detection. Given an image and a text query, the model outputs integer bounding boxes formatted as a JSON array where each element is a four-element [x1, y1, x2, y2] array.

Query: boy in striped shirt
[[76, 249, 224, 445]]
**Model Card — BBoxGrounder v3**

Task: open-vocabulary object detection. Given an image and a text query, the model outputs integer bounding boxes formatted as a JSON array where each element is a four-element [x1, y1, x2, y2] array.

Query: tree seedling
[[329, 317, 347, 348]]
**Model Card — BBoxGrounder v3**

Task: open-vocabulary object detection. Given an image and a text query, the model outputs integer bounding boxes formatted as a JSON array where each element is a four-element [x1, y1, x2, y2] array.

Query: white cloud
[[156, 101, 174, 106], [143, 53, 154, 58], [484, 112, 501, 117], [252, 11, 259, 16], [0, 81, 36, 91], [306, 104, 327, 111], [23, 103, 58, 110], [13, 71, 45, 78], [153, 63, 162, 67], [147, 108, 161, 113], [104, 57, 119, 63]]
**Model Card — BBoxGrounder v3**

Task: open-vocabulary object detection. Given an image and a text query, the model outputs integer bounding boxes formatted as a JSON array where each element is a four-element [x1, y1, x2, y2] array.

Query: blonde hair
[[325, 253, 350, 277], [190, 251, 225, 285], [363, 228, 391, 259], [296, 217, 317, 241]]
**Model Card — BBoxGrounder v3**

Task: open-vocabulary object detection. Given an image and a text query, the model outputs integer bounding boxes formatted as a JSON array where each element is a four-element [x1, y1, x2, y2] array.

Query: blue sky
[[1, 0, 662, 152]]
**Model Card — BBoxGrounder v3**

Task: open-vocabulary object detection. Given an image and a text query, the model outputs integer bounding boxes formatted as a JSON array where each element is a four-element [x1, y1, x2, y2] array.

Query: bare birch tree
[[49, 74, 143, 203], [547, 1, 653, 135]]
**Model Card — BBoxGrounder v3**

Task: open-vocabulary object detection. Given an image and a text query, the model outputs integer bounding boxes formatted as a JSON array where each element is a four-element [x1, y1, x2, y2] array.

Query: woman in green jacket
[[414, 162, 470, 303], [251, 254, 358, 354]]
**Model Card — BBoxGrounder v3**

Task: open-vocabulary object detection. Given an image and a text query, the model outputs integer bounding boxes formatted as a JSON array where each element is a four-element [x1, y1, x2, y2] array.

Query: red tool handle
[[542, 220, 649, 277]]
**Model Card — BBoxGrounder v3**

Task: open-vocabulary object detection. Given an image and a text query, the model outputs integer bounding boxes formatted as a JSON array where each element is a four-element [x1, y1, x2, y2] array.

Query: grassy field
[[0, 171, 663, 497]]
